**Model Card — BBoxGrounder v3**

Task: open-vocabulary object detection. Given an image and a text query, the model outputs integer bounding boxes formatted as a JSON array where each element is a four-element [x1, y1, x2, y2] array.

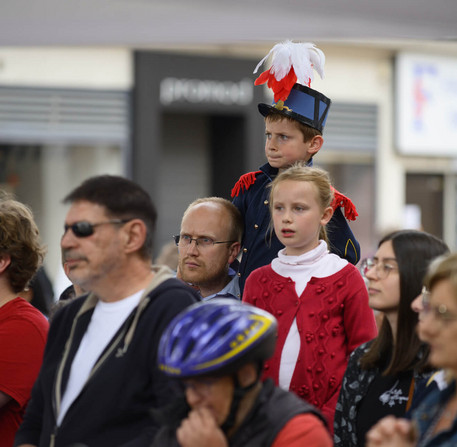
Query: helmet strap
[[220, 373, 257, 435]]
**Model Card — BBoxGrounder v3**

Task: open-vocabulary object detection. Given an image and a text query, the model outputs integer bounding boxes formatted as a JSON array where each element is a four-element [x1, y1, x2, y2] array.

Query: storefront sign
[[160, 77, 253, 106]]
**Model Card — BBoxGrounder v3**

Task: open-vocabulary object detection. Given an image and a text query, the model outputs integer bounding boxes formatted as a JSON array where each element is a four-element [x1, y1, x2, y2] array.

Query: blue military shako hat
[[254, 41, 331, 133], [258, 84, 331, 133]]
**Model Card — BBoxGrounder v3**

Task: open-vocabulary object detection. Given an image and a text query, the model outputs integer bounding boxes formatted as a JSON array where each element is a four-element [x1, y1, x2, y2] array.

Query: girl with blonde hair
[[243, 163, 377, 431]]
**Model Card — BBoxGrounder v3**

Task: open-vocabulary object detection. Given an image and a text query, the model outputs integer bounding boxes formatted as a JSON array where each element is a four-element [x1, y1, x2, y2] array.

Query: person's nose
[[411, 294, 423, 314], [61, 226, 77, 249], [185, 386, 203, 408], [364, 265, 378, 281], [185, 239, 200, 256], [282, 209, 292, 223], [266, 136, 277, 152]]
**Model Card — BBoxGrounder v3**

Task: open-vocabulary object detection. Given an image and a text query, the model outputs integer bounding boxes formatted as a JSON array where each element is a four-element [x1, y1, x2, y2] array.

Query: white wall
[[0, 47, 132, 89], [318, 45, 405, 235], [1, 43, 456, 291]]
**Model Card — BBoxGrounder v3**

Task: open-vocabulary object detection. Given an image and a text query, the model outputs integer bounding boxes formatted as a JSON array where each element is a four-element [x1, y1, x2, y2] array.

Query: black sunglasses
[[64, 219, 131, 238]]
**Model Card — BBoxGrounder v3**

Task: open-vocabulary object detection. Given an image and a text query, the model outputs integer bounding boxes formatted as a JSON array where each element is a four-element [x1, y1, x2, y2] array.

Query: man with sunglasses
[[15, 175, 200, 447], [176, 197, 243, 300]]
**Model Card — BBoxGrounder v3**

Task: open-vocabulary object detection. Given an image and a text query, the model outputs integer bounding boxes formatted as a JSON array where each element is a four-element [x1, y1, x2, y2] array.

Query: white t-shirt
[[57, 290, 144, 425], [271, 240, 348, 390]]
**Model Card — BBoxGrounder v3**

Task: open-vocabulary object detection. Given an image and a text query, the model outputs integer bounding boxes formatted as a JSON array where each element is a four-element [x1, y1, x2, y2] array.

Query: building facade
[[0, 43, 455, 292]]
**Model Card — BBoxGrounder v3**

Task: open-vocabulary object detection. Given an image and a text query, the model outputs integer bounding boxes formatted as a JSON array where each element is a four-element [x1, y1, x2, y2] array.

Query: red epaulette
[[331, 187, 358, 221], [231, 171, 262, 198]]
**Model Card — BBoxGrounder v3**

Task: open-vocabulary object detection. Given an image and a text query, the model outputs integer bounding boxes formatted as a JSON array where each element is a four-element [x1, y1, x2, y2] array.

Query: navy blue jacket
[[232, 162, 361, 294], [14, 270, 199, 447]]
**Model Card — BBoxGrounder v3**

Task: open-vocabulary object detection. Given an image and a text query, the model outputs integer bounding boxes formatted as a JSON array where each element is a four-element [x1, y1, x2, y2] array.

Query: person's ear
[[307, 135, 324, 157], [320, 206, 334, 226], [0, 254, 11, 275], [122, 219, 147, 255], [228, 242, 241, 264], [236, 363, 258, 388]]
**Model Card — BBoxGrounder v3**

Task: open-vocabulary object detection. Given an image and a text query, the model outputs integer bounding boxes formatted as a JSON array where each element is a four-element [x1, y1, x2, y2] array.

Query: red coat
[[243, 263, 377, 430]]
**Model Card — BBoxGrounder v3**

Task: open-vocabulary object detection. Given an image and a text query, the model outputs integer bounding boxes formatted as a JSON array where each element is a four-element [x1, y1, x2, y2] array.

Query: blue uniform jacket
[[232, 162, 361, 294]]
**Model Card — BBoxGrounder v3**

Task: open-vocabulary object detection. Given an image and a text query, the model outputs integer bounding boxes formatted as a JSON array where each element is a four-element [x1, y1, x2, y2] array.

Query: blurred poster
[[395, 52, 457, 156]]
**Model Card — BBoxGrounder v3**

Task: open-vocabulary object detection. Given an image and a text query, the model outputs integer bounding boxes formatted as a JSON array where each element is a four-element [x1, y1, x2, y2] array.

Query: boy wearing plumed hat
[[231, 41, 360, 294]]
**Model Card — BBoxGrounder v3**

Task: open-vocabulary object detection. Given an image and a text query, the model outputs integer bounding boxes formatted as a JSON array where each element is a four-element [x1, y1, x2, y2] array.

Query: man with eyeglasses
[[15, 175, 200, 447], [176, 197, 243, 300]]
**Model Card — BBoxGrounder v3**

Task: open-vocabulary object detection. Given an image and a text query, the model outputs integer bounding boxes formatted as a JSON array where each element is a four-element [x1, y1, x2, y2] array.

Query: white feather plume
[[254, 40, 325, 85]]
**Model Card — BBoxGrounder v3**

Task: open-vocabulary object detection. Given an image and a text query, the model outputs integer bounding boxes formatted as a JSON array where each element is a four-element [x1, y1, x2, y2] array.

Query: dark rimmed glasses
[[64, 219, 132, 238], [173, 234, 236, 249]]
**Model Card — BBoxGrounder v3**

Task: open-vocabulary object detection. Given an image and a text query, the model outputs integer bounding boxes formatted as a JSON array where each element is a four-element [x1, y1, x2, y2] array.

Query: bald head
[[181, 197, 243, 244], [178, 197, 242, 297]]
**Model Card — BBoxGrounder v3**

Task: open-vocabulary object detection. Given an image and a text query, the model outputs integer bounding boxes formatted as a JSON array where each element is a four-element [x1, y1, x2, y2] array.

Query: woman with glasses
[[407, 287, 450, 413], [366, 252, 457, 447], [334, 230, 449, 447]]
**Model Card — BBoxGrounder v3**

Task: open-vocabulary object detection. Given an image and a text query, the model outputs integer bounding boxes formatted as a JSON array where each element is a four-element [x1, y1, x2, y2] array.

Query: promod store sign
[[160, 77, 253, 106]]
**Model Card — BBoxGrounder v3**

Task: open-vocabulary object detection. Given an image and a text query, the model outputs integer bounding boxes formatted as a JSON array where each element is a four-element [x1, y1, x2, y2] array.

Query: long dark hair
[[360, 230, 449, 375]]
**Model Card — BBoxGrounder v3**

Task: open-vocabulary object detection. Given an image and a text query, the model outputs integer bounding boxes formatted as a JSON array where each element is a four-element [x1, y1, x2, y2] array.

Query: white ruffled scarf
[[272, 240, 348, 296], [272, 240, 348, 390]]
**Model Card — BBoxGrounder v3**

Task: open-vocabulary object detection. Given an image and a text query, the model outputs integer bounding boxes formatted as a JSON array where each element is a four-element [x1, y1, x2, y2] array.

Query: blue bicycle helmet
[[158, 298, 277, 378]]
